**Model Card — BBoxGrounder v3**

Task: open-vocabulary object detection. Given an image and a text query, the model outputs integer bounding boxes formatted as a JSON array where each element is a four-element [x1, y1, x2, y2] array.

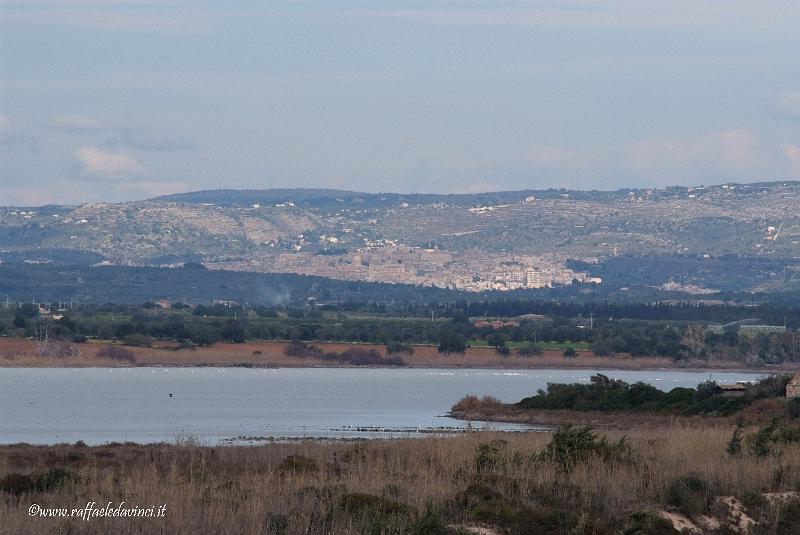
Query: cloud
[[73, 146, 146, 178], [771, 91, 800, 122], [104, 129, 196, 151], [50, 114, 104, 131]]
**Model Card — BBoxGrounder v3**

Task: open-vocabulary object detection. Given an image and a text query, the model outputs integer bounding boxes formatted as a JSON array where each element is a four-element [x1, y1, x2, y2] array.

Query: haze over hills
[[2, 180, 800, 296]]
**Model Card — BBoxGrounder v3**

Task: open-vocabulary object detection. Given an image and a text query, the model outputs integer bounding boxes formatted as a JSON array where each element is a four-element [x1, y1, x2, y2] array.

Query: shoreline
[[1, 336, 795, 373], [448, 406, 721, 430]]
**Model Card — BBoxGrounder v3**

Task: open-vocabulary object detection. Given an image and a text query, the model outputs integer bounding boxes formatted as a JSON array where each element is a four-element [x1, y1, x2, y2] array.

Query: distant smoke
[[253, 284, 291, 306]]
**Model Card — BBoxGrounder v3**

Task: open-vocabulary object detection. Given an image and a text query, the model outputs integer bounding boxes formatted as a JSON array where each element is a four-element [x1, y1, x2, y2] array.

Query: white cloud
[[73, 146, 146, 178], [51, 114, 104, 131]]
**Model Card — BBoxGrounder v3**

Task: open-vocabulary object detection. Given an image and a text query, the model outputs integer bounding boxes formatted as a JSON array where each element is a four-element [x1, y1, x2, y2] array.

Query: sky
[[1, 0, 800, 205]]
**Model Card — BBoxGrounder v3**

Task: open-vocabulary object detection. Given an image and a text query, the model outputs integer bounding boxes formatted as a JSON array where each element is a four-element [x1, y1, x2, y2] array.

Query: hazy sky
[[1, 1, 800, 205]]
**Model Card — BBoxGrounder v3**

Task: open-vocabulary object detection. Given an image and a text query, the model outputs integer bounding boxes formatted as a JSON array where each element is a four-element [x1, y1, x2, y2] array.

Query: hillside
[[2, 181, 800, 295]]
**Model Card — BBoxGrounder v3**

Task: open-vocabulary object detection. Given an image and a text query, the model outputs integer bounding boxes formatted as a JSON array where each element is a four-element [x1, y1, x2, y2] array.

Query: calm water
[[0, 367, 766, 445]]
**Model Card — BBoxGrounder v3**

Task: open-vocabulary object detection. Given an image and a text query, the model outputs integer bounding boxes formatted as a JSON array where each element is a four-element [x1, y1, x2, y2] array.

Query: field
[[1, 336, 793, 371], [3, 425, 800, 534]]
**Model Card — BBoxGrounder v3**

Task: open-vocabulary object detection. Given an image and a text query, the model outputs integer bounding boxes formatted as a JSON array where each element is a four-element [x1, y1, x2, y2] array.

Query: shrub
[[471, 499, 581, 535], [540, 425, 634, 471], [339, 493, 411, 535], [34, 468, 75, 492], [775, 499, 800, 535], [438, 331, 467, 354], [97, 345, 136, 363], [72, 335, 88, 344], [727, 422, 744, 456], [406, 505, 449, 535], [451, 395, 502, 414], [665, 474, 710, 517], [787, 398, 800, 419], [750, 419, 778, 457], [563, 347, 578, 358], [622, 511, 678, 535], [474, 440, 507, 474], [283, 341, 322, 358], [265, 512, 288, 535], [123, 333, 152, 347], [0, 473, 35, 496], [518, 344, 543, 357], [385, 341, 414, 355], [0, 468, 74, 496]]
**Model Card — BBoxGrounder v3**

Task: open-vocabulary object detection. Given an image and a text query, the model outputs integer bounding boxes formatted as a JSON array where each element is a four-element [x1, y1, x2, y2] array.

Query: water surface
[[0, 367, 765, 445]]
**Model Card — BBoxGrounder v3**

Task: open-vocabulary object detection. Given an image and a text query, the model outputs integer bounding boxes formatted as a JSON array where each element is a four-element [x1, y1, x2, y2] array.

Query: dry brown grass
[[2, 425, 800, 534], [1, 337, 791, 371]]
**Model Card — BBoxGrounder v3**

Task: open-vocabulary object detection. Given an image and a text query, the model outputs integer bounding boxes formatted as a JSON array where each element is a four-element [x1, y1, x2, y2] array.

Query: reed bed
[[2, 425, 800, 534]]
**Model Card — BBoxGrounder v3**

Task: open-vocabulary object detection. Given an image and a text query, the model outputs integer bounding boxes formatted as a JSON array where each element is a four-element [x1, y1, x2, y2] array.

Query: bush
[[97, 345, 136, 363], [339, 493, 411, 535], [474, 440, 506, 474], [665, 474, 710, 517], [34, 468, 75, 492], [787, 398, 800, 419], [451, 395, 502, 414], [775, 499, 800, 535], [0, 473, 35, 496], [123, 333, 152, 347], [540, 425, 635, 471], [406, 506, 449, 535], [0, 468, 75, 496], [438, 331, 467, 354], [283, 341, 322, 358], [727, 422, 744, 456], [750, 419, 779, 457], [385, 341, 414, 355], [563, 347, 578, 358], [72, 335, 88, 344], [622, 511, 678, 535], [518, 344, 543, 357]]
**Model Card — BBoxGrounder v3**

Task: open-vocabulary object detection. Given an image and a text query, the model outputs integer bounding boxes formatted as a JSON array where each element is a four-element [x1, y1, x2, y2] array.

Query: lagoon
[[0, 367, 766, 445]]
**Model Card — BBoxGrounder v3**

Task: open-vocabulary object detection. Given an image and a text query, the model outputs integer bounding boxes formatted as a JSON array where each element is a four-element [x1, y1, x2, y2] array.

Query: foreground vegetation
[[4, 426, 800, 534]]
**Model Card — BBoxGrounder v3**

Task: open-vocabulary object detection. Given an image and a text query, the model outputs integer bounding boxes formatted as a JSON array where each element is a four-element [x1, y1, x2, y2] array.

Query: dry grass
[[2, 425, 800, 534]]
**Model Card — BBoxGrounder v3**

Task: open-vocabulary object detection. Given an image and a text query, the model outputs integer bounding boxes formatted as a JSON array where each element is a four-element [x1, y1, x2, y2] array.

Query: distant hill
[[1, 180, 800, 297]]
